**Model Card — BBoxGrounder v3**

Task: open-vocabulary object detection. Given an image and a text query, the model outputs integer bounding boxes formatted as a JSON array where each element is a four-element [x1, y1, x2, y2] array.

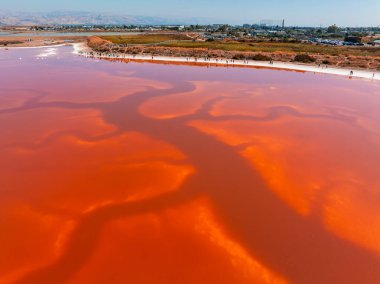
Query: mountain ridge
[[0, 10, 209, 26]]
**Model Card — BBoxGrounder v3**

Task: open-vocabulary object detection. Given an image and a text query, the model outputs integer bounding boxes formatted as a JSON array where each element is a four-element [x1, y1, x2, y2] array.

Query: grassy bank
[[90, 35, 380, 70], [101, 34, 190, 45], [101, 34, 380, 57]]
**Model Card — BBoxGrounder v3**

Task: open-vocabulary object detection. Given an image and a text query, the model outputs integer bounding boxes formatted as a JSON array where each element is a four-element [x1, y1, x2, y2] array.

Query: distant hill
[[0, 10, 207, 26]]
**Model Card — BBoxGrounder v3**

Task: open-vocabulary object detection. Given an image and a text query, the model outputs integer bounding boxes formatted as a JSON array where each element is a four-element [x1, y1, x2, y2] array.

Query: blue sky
[[2, 0, 380, 26]]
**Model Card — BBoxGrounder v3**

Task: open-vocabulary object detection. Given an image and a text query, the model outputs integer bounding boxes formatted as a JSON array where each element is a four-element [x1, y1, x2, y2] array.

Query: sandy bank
[[0, 35, 85, 48], [73, 43, 379, 81]]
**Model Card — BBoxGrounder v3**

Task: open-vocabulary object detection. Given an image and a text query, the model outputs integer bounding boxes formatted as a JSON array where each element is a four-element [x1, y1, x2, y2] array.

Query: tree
[[217, 24, 229, 33], [327, 24, 340, 34]]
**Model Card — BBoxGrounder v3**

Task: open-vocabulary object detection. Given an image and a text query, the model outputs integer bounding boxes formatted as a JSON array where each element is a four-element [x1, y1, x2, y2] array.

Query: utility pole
[[282, 19, 285, 30]]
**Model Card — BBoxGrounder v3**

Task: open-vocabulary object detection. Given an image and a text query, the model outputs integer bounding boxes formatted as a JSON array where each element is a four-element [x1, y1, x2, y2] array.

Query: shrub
[[248, 54, 272, 61], [294, 54, 316, 63], [232, 53, 246, 60], [0, 40, 23, 46], [322, 60, 330, 64]]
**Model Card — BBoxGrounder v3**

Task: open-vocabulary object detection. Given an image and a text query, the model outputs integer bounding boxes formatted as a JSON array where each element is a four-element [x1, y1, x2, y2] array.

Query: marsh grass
[[102, 34, 380, 57]]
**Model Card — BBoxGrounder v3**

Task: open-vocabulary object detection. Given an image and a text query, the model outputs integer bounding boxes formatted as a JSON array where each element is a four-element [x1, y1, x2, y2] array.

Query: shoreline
[[0, 43, 68, 49], [2, 42, 379, 81], [72, 43, 379, 81]]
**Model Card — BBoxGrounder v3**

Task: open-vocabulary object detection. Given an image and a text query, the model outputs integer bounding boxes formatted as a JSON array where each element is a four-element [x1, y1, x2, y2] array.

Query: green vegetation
[[294, 54, 316, 63], [101, 34, 189, 45], [101, 34, 380, 58], [163, 41, 380, 57], [0, 40, 24, 46], [327, 24, 341, 34], [232, 53, 272, 61]]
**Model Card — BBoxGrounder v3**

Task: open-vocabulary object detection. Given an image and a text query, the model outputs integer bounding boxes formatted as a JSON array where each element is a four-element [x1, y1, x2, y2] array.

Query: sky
[[1, 0, 380, 26]]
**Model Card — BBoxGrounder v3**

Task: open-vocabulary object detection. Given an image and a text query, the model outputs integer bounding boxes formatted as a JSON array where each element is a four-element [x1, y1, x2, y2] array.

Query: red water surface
[[1, 46, 380, 284]]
